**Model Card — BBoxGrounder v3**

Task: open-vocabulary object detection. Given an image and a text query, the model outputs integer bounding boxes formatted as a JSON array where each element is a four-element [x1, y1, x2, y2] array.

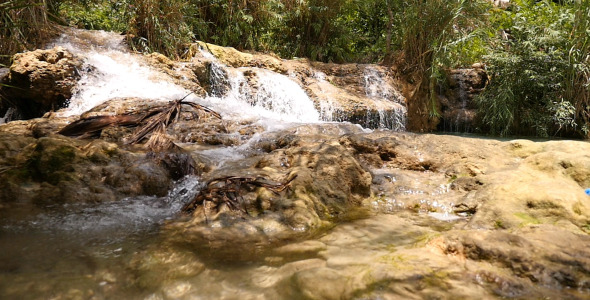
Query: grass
[[0, 0, 55, 65]]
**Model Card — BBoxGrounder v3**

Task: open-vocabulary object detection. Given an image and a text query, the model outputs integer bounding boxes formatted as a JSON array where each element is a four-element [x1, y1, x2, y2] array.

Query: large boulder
[[164, 124, 373, 253], [2, 47, 82, 119]]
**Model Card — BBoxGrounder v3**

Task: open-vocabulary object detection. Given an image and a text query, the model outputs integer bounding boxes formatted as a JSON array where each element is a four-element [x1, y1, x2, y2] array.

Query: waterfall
[[6, 29, 407, 132], [363, 66, 407, 131], [53, 29, 189, 117], [201, 48, 320, 125], [51, 29, 322, 127], [363, 66, 395, 100]]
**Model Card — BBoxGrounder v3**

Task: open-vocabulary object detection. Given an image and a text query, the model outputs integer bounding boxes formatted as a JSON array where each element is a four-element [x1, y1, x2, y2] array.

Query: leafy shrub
[[476, 0, 588, 137]]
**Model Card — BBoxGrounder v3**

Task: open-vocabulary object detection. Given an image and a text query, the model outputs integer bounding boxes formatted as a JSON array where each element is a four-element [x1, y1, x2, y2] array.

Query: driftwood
[[58, 94, 221, 147], [181, 175, 297, 216]]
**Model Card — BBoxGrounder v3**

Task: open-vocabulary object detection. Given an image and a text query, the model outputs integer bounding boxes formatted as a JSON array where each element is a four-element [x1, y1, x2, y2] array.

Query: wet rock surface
[[1, 34, 590, 300], [2, 104, 590, 299]]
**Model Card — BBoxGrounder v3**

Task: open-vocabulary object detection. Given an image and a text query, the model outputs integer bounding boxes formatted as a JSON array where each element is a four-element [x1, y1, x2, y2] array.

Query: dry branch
[[181, 174, 297, 216], [58, 95, 221, 147]]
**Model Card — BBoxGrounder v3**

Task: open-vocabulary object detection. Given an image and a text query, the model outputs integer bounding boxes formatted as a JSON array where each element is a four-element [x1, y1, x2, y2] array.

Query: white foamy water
[[363, 66, 407, 131], [52, 29, 188, 116], [53, 30, 323, 128], [364, 66, 395, 100], [201, 50, 320, 125]]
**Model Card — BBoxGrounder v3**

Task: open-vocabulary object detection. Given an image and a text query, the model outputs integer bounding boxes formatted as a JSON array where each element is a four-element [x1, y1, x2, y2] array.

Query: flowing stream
[[0, 29, 490, 299]]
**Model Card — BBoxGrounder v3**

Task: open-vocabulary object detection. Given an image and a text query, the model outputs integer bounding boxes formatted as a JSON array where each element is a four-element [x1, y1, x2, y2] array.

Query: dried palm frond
[[181, 174, 297, 215], [58, 114, 144, 137], [145, 127, 179, 152], [126, 97, 221, 145], [58, 93, 221, 144]]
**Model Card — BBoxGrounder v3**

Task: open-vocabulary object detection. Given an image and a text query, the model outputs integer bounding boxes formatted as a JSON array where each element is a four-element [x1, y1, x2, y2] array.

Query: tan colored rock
[[191, 42, 286, 74], [3, 47, 82, 118], [143, 53, 206, 96], [0, 132, 176, 204]]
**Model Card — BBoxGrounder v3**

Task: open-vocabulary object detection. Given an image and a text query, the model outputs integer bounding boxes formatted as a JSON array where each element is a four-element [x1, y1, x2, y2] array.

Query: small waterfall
[[453, 73, 471, 133], [363, 66, 395, 100], [200, 47, 320, 125], [0, 107, 20, 124], [363, 67, 407, 131], [53, 29, 189, 116], [253, 69, 320, 122]]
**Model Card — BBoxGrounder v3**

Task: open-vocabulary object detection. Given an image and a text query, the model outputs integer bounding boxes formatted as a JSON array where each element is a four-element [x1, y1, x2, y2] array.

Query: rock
[[3, 47, 83, 119], [0, 131, 175, 204], [129, 246, 205, 290], [273, 240, 327, 258], [438, 68, 488, 132], [468, 140, 590, 231], [191, 42, 286, 73], [163, 124, 373, 251], [431, 225, 590, 293], [143, 53, 207, 97], [291, 267, 348, 300], [290, 60, 407, 130]]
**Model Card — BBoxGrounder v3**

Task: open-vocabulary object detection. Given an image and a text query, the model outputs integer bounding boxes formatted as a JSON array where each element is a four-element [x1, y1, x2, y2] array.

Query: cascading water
[[53, 29, 191, 116], [201, 49, 320, 125], [363, 66, 407, 131]]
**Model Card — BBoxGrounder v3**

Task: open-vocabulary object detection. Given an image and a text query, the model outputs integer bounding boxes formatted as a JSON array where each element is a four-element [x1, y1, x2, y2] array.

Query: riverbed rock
[[2, 47, 82, 119], [164, 124, 373, 251], [0, 130, 175, 205], [467, 139, 590, 231], [143, 53, 207, 97]]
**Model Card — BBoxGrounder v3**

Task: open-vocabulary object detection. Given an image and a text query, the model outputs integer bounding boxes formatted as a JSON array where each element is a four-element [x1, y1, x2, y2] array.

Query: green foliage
[[270, 0, 355, 62], [187, 0, 276, 52], [476, 0, 588, 137], [126, 0, 194, 58], [394, 0, 488, 119], [0, 0, 55, 65], [58, 0, 128, 32]]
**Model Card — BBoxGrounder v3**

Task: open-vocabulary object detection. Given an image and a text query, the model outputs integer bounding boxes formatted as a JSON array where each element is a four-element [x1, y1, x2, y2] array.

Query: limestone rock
[[0, 131, 174, 204], [164, 124, 373, 250], [3, 47, 83, 118]]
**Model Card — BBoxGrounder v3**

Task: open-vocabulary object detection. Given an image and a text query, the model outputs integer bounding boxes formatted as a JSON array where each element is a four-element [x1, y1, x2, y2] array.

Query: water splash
[[201, 48, 320, 124], [52, 29, 188, 116], [363, 66, 395, 100], [3, 176, 200, 236]]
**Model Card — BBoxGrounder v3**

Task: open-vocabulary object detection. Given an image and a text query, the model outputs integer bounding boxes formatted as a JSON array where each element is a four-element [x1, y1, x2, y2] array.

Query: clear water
[[0, 29, 528, 300]]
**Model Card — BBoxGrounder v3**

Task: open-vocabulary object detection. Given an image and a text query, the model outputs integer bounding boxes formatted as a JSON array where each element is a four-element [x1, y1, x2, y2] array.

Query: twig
[[181, 174, 297, 215]]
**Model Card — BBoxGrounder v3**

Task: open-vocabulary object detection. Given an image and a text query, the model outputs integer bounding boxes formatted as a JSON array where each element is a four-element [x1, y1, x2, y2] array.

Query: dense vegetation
[[1, 0, 589, 138]]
